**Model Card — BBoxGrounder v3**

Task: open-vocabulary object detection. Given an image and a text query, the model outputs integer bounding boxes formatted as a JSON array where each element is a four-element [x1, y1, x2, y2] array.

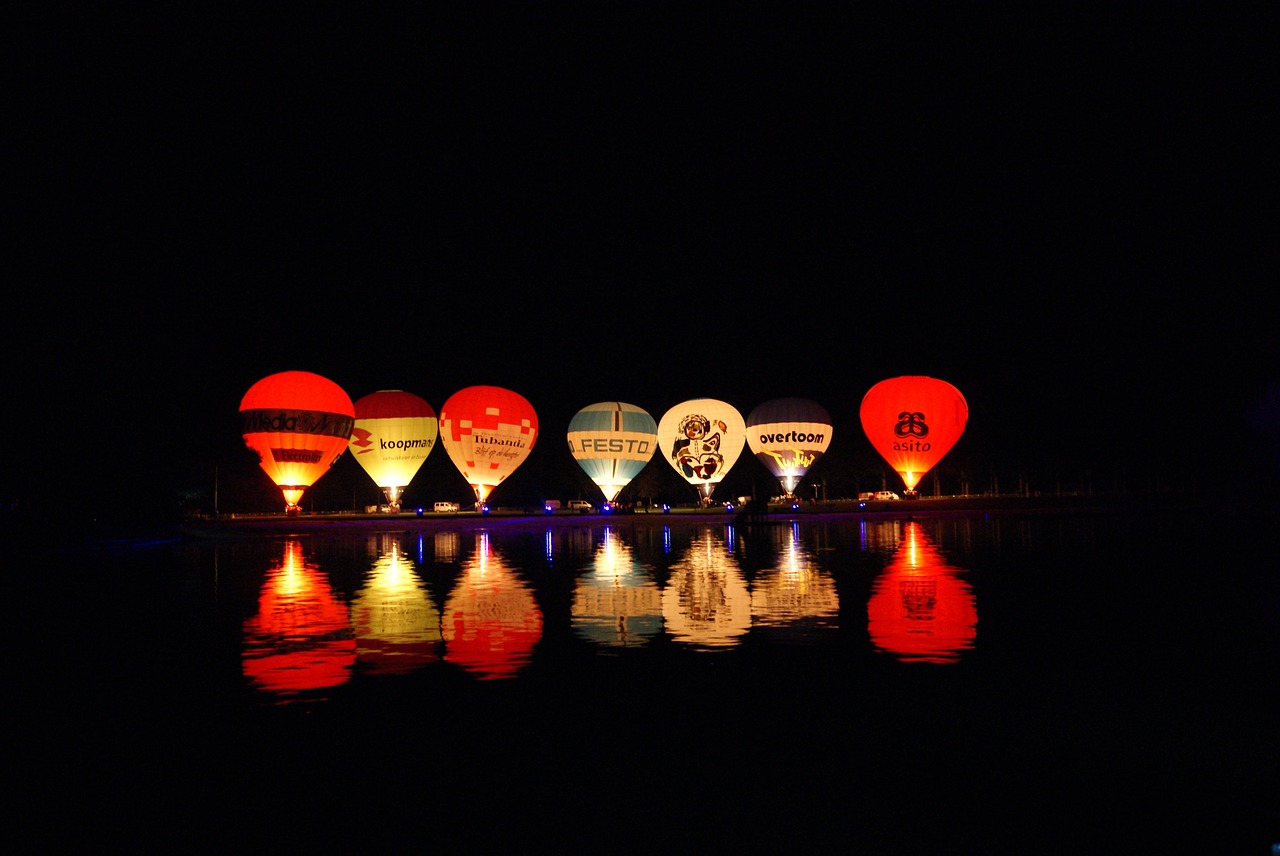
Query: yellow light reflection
[[441, 532, 543, 680], [571, 527, 662, 648], [242, 539, 356, 696], [867, 521, 977, 663], [350, 536, 443, 675], [662, 527, 752, 649], [751, 524, 839, 636]]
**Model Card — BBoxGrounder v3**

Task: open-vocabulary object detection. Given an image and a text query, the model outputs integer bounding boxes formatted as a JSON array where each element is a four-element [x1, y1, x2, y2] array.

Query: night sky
[[6, 4, 1277, 527]]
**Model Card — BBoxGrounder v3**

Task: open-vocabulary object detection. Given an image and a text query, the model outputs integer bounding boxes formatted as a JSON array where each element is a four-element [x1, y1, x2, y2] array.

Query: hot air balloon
[[566, 401, 659, 505], [859, 376, 968, 495], [657, 397, 747, 505], [438, 385, 538, 508], [746, 397, 833, 500], [348, 390, 438, 512], [240, 370, 355, 514]]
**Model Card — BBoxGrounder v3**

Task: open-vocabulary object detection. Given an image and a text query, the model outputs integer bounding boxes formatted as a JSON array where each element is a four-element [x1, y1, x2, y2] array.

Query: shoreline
[[178, 492, 1212, 538]]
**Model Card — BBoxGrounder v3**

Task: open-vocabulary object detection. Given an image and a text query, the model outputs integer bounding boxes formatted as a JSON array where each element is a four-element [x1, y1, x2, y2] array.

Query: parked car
[[568, 500, 593, 512], [872, 490, 900, 501], [433, 501, 460, 513]]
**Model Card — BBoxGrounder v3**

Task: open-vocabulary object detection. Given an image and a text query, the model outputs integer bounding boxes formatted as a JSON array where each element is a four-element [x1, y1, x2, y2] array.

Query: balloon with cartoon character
[[657, 398, 747, 505]]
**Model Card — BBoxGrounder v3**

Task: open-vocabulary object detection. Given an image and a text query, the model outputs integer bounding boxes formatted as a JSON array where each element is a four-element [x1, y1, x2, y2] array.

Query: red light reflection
[[442, 532, 543, 680], [867, 521, 977, 663], [242, 539, 356, 694]]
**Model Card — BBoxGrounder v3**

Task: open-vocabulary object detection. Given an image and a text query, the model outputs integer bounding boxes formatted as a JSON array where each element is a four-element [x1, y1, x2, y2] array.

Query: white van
[[433, 501, 460, 513], [872, 491, 900, 501], [567, 500, 593, 512]]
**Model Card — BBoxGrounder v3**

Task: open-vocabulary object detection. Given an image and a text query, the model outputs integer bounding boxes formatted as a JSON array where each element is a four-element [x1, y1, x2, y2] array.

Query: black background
[[6, 3, 1277, 529]]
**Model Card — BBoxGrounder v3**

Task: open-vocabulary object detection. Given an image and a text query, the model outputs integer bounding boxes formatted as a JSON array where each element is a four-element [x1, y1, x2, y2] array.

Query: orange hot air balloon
[[240, 371, 355, 513], [348, 390, 438, 512], [438, 385, 538, 507], [859, 376, 968, 493]]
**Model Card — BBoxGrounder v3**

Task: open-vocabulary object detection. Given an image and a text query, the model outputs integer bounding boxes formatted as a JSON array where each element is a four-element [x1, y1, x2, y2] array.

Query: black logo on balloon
[[892, 411, 932, 452], [894, 411, 929, 438]]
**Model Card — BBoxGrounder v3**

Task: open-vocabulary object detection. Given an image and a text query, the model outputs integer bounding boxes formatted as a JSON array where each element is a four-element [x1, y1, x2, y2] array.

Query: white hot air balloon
[[657, 397, 747, 505]]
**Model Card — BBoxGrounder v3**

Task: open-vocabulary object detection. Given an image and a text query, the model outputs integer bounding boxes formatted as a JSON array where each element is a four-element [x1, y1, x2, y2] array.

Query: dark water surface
[[15, 508, 1279, 853]]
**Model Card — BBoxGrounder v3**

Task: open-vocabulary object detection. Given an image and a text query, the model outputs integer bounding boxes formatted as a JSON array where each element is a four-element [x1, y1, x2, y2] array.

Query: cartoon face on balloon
[[673, 413, 724, 480], [657, 398, 747, 503]]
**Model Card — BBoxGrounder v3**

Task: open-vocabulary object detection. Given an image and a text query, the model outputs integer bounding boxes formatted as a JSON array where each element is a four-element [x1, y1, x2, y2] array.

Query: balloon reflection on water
[[866, 521, 978, 664], [571, 526, 663, 648], [242, 539, 356, 696], [441, 532, 544, 680], [750, 521, 840, 638], [662, 526, 752, 649], [350, 536, 443, 675]]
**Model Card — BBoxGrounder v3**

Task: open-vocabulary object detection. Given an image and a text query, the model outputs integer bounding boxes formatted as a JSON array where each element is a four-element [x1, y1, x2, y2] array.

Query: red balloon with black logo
[[859, 376, 968, 492]]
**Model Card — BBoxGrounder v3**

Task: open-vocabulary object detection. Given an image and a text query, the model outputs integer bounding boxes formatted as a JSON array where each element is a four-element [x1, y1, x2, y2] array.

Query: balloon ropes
[[657, 398, 747, 505], [438, 385, 538, 507], [566, 401, 659, 504], [240, 370, 355, 514], [745, 397, 833, 500], [859, 376, 968, 493], [348, 390, 438, 512]]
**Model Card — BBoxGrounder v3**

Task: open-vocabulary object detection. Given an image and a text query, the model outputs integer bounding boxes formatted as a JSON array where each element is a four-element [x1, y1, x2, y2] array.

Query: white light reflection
[[662, 526, 752, 649], [571, 526, 662, 648], [751, 521, 839, 640]]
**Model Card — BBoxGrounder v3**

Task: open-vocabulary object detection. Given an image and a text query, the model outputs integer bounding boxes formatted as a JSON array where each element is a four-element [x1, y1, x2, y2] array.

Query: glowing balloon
[[746, 397, 833, 499], [348, 390, 438, 512], [567, 401, 659, 504], [657, 397, 747, 504], [438, 385, 538, 507], [859, 376, 968, 493], [240, 370, 355, 513]]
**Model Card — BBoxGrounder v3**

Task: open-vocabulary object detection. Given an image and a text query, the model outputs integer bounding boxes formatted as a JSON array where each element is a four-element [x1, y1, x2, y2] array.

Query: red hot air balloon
[[438, 385, 538, 507], [240, 371, 355, 513], [859, 376, 968, 494]]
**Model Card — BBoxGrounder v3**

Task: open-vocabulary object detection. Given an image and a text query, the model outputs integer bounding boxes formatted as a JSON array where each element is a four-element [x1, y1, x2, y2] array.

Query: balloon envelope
[[859, 376, 968, 492], [240, 370, 355, 513], [567, 401, 659, 503], [348, 390, 438, 510], [657, 398, 747, 503], [746, 397, 833, 498], [438, 385, 538, 506]]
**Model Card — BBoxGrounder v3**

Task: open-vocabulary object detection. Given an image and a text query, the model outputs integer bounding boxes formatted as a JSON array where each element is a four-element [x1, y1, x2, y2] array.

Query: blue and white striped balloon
[[567, 401, 659, 503]]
